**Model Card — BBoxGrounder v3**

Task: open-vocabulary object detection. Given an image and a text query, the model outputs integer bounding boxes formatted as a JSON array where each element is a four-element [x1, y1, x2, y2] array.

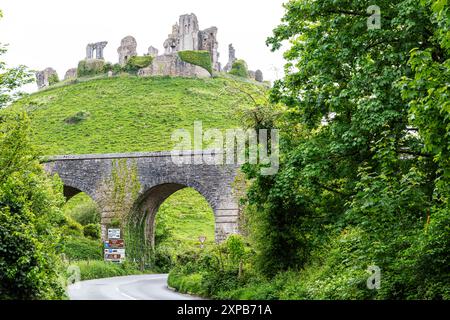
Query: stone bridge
[[42, 151, 240, 244]]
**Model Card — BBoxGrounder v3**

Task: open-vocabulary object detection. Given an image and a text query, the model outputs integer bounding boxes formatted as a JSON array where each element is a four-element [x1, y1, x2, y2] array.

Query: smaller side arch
[[63, 185, 83, 201]]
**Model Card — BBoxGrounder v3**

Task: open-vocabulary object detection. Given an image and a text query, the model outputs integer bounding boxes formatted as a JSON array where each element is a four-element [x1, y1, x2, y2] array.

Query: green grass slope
[[13, 75, 252, 155], [156, 188, 215, 252]]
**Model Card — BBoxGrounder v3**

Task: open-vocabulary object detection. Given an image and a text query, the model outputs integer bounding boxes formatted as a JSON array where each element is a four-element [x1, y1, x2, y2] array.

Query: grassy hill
[[12, 75, 253, 155], [12, 74, 259, 259]]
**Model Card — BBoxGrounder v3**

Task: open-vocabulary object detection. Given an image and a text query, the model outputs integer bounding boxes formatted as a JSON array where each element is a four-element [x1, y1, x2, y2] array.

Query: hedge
[[124, 56, 153, 73], [178, 50, 213, 75]]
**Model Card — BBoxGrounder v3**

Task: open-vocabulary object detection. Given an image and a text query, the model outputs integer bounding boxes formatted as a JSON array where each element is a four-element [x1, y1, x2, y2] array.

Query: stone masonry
[[162, 13, 220, 71], [86, 41, 108, 60], [35, 13, 265, 87], [138, 53, 210, 78], [35, 67, 58, 89], [64, 68, 78, 80], [223, 43, 236, 72], [43, 151, 240, 244], [117, 36, 138, 66]]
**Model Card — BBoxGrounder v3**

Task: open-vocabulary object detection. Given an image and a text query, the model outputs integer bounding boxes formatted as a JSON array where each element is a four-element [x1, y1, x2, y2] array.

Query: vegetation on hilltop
[[12, 76, 260, 155], [178, 50, 213, 75], [229, 60, 249, 78]]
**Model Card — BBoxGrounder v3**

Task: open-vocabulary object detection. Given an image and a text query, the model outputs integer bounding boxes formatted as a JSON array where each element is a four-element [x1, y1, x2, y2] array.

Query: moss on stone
[[125, 56, 153, 73], [178, 50, 213, 75], [77, 59, 105, 77]]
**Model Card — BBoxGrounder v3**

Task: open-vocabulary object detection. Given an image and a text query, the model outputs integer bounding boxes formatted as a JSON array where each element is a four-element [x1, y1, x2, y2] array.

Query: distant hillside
[[13, 75, 260, 155]]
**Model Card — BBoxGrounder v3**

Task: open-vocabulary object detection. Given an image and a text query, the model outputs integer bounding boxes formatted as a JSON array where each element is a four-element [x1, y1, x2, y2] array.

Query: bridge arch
[[134, 180, 218, 248], [62, 185, 98, 203]]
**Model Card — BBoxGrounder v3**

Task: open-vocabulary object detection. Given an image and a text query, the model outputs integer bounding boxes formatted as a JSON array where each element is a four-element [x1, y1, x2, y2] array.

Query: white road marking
[[116, 287, 137, 300]]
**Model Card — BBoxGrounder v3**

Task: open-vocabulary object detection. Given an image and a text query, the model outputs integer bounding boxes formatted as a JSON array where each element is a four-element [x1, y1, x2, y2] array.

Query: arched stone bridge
[[42, 151, 240, 244]]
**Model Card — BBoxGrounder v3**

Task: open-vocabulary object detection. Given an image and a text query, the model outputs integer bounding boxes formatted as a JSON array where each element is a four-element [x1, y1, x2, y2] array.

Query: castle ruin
[[86, 42, 108, 60], [36, 13, 264, 89]]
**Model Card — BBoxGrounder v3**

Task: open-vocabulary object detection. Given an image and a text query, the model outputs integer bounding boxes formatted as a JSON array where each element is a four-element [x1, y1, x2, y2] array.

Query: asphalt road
[[67, 274, 202, 300]]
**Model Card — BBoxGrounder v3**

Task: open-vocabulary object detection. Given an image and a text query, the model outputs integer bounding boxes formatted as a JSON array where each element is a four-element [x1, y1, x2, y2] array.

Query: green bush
[[64, 111, 90, 124], [112, 63, 122, 74], [62, 216, 84, 237], [63, 236, 102, 261], [83, 223, 101, 240], [74, 260, 144, 281], [77, 59, 105, 77], [102, 62, 113, 73], [48, 73, 60, 86], [167, 237, 254, 298], [65, 195, 100, 225], [153, 246, 175, 273], [124, 56, 153, 73], [178, 50, 213, 75], [0, 112, 66, 299], [168, 271, 204, 295], [229, 60, 249, 78]]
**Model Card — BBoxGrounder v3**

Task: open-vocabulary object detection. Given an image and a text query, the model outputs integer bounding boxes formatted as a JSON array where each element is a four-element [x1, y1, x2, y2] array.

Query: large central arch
[[136, 183, 214, 248]]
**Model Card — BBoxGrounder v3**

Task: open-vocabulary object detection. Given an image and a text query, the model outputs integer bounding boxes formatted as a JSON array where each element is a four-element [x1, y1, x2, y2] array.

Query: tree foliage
[[0, 111, 66, 299], [240, 0, 449, 299], [229, 60, 249, 78]]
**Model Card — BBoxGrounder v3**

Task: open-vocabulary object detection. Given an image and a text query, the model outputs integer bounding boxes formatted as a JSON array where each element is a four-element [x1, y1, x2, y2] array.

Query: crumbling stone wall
[[35, 67, 58, 89], [118, 36, 138, 66], [138, 53, 210, 78]]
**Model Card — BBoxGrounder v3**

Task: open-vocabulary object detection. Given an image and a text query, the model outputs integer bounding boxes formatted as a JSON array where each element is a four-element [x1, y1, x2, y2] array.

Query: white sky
[[1, 0, 287, 92]]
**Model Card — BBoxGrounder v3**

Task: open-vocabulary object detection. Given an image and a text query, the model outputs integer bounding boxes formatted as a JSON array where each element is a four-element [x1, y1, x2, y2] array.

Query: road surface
[[68, 274, 202, 300]]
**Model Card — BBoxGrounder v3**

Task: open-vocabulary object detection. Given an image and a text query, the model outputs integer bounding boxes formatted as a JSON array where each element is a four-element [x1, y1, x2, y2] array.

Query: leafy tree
[[0, 12, 67, 297], [0, 10, 34, 108], [229, 60, 249, 78], [241, 0, 449, 298], [0, 111, 67, 299]]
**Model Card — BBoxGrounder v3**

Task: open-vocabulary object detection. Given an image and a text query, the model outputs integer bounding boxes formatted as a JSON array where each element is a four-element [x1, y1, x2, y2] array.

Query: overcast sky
[[1, 0, 287, 92]]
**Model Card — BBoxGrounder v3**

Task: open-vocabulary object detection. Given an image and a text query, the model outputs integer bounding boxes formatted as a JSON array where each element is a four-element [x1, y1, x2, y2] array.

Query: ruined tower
[[223, 44, 237, 72], [161, 13, 221, 72], [199, 27, 220, 71], [178, 13, 200, 51], [117, 36, 137, 66]]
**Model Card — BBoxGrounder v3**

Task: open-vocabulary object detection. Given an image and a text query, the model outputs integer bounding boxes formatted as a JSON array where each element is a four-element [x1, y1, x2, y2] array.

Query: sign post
[[108, 228, 121, 239], [105, 229, 125, 263]]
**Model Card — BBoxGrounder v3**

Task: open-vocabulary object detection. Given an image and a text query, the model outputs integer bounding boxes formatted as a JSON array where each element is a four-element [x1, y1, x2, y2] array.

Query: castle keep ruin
[[161, 14, 220, 71], [117, 36, 138, 66], [35, 13, 264, 89]]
